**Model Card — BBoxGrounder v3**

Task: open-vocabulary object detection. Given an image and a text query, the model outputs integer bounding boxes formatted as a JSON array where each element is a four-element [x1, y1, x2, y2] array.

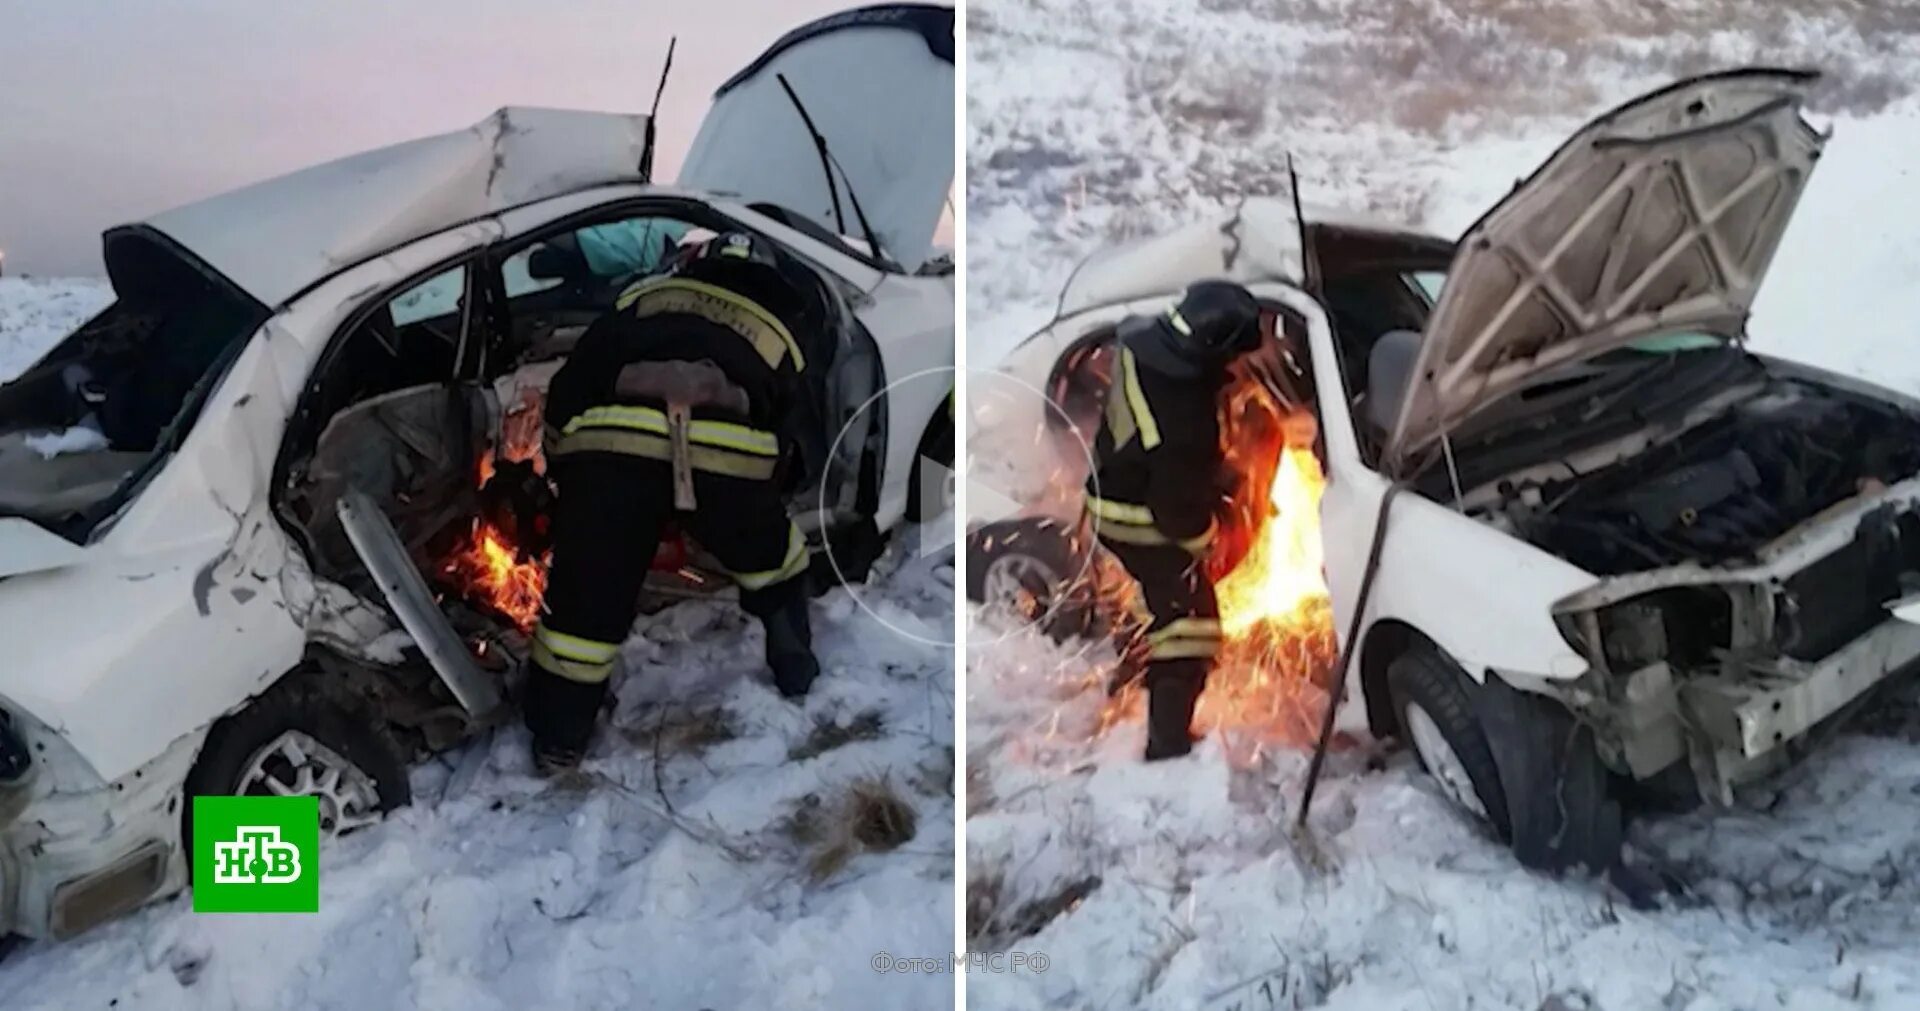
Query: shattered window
[[390, 268, 464, 327]]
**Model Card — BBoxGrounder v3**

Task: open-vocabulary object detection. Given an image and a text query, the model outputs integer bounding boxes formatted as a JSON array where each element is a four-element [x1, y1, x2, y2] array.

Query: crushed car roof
[[1052, 198, 1436, 319], [113, 107, 651, 307]]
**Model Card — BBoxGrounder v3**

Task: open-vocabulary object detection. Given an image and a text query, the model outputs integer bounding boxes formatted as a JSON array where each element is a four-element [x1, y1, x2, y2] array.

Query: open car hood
[[677, 4, 954, 272], [1387, 68, 1826, 468]]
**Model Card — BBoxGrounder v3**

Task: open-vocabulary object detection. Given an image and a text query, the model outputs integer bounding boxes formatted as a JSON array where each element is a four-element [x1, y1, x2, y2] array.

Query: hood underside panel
[[677, 4, 955, 273], [1389, 68, 1827, 466]]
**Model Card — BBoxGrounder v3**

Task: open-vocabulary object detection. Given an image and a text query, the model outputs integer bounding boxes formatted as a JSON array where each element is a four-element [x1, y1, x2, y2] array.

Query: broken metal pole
[[1295, 482, 1403, 830], [337, 490, 506, 722]]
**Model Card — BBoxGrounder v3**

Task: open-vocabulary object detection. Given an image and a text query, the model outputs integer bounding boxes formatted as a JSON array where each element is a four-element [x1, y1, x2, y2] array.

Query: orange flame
[[441, 518, 549, 632], [1085, 371, 1338, 752], [1198, 369, 1338, 745]]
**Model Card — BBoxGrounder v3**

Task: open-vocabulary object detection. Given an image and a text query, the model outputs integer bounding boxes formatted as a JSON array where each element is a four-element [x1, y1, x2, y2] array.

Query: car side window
[[501, 216, 695, 304], [1409, 270, 1445, 304], [492, 214, 700, 365], [310, 265, 468, 422], [390, 268, 465, 326]]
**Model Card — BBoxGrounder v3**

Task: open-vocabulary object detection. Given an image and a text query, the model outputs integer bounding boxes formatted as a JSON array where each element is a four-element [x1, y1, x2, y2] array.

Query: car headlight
[[1557, 588, 1733, 673]]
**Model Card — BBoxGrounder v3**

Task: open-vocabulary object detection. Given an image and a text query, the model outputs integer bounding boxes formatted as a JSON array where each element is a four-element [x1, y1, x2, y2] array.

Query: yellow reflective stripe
[[553, 430, 778, 480], [564, 406, 777, 457], [688, 419, 778, 457], [1150, 638, 1222, 661], [1094, 522, 1176, 547], [1086, 496, 1156, 526], [1166, 307, 1193, 336], [1177, 520, 1217, 555], [564, 404, 670, 437], [1150, 618, 1222, 645], [615, 277, 805, 372], [532, 640, 615, 684], [1120, 348, 1161, 450], [729, 522, 810, 590], [1106, 375, 1138, 448], [535, 626, 620, 664]]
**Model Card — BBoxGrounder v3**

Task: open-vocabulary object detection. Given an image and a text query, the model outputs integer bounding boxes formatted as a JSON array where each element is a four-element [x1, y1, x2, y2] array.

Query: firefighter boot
[[747, 581, 820, 699], [1144, 661, 1206, 761], [522, 666, 609, 775]]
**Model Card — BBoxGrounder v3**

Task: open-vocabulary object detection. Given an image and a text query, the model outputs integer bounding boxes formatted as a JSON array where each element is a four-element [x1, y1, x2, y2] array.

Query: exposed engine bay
[[1464, 362, 1920, 577]]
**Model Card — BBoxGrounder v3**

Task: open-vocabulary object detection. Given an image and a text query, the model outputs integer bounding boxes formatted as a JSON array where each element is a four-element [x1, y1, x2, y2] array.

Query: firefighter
[[1085, 280, 1263, 761], [523, 231, 820, 773]]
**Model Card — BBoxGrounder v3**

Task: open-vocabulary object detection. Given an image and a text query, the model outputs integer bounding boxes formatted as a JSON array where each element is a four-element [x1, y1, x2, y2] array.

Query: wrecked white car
[[0, 5, 953, 940], [971, 69, 1903, 874]]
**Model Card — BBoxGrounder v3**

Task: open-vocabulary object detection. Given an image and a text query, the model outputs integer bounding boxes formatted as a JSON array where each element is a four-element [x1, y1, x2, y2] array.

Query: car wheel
[[1386, 648, 1512, 839], [1389, 646, 1624, 873], [965, 517, 1096, 641], [182, 673, 410, 877], [1482, 678, 1625, 875], [905, 400, 954, 523]]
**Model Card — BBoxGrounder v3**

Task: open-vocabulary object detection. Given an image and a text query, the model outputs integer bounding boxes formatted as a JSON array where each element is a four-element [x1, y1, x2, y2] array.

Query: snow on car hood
[[677, 4, 954, 272], [1386, 68, 1826, 467], [120, 107, 651, 307]]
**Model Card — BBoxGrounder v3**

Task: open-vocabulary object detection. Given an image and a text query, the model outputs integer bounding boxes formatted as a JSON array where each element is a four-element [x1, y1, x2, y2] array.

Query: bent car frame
[[974, 68, 1912, 874], [0, 4, 953, 940]]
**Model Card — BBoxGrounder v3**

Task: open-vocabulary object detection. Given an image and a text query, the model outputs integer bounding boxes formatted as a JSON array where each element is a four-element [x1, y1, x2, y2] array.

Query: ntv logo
[[193, 796, 320, 912], [213, 826, 303, 884]]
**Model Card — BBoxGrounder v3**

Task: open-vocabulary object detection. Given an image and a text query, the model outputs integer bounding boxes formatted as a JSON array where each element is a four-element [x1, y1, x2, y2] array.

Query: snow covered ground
[[0, 278, 955, 1009], [966, 1, 1920, 1008]]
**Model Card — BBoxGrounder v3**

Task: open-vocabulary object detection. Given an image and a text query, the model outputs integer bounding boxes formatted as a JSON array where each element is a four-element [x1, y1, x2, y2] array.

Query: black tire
[[1390, 646, 1624, 873], [965, 517, 1097, 641], [1482, 678, 1624, 874], [183, 672, 410, 879], [1386, 649, 1512, 840], [905, 400, 954, 523]]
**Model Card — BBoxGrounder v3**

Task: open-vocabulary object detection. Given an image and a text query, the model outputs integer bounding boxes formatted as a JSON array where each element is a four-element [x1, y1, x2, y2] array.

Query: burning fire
[[1089, 369, 1339, 751], [441, 518, 548, 633], [1196, 366, 1338, 743]]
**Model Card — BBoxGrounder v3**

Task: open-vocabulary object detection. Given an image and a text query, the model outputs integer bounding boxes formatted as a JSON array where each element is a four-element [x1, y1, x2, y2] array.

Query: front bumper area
[[1601, 617, 1920, 804], [0, 723, 198, 939]]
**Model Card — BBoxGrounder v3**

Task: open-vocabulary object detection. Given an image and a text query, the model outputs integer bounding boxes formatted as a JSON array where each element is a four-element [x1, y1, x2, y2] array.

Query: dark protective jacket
[[543, 276, 812, 486], [1084, 314, 1228, 553]]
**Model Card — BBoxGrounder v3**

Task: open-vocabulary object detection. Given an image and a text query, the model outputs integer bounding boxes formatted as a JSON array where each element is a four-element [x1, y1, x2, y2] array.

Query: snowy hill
[[0, 279, 956, 1010], [966, 1, 1920, 1008]]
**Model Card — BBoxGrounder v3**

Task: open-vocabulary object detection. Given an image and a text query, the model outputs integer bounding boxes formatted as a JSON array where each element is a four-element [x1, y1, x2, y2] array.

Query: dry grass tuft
[[788, 709, 887, 761], [780, 775, 920, 882], [966, 868, 1104, 946], [621, 706, 736, 757]]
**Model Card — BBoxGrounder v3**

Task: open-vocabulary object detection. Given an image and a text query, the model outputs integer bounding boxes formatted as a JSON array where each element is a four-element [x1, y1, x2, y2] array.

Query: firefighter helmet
[[1166, 280, 1261, 359], [674, 231, 806, 326]]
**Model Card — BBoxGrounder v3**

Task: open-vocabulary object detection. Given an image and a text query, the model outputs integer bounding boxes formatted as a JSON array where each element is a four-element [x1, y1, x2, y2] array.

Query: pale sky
[[0, 0, 885, 276]]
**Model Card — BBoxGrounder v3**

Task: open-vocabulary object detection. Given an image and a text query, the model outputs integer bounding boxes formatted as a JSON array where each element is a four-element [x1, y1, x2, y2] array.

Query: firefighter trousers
[[522, 452, 813, 753], [1102, 538, 1222, 758]]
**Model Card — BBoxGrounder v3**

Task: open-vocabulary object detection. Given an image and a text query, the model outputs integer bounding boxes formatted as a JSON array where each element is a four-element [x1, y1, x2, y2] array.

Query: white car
[[972, 69, 1908, 876], [0, 5, 953, 940]]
